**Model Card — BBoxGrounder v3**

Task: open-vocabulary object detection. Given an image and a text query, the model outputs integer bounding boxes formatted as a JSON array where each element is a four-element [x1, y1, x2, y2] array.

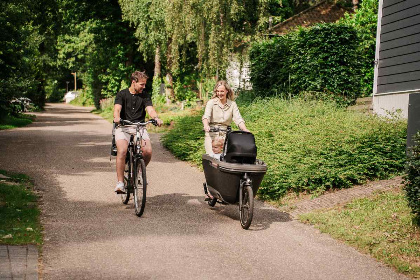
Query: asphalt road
[[0, 103, 408, 280]]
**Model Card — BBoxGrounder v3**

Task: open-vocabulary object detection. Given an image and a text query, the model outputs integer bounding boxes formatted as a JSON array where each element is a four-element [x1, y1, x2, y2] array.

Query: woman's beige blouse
[[202, 98, 245, 127]]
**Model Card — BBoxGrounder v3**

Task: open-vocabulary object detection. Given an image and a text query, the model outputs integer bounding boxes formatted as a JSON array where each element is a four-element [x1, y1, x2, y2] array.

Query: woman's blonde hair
[[211, 80, 235, 100]]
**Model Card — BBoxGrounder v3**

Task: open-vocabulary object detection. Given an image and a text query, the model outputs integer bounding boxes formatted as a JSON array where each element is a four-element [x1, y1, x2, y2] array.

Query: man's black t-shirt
[[114, 88, 153, 122]]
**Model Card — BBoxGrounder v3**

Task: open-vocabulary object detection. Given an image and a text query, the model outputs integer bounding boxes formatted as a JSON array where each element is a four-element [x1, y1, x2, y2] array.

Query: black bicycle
[[117, 119, 157, 217]]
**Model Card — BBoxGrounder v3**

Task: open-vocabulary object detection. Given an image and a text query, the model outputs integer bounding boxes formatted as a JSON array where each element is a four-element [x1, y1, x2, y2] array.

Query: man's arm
[[114, 104, 122, 123], [146, 106, 163, 126]]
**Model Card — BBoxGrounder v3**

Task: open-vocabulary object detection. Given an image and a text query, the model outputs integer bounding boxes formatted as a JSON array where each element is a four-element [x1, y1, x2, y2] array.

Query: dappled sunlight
[[57, 172, 115, 202], [76, 142, 110, 147], [84, 157, 112, 163]]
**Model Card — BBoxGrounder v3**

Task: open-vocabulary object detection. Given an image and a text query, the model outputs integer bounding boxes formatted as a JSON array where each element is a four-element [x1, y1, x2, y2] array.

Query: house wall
[[373, 0, 420, 118], [226, 56, 252, 92]]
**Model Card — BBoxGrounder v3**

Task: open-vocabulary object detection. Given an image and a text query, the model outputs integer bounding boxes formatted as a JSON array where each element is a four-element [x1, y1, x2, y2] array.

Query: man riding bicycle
[[113, 71, 163, 194]]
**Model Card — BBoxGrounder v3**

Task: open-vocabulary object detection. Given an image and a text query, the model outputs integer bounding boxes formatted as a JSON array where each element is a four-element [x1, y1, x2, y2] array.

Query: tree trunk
[[154, 46, 161, 77], [165, 39, 175, 103], [165, 73, 175, 104]]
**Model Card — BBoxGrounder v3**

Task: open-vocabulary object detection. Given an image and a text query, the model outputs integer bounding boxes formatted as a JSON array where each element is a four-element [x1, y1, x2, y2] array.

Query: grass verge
[[0, 114, 35, 130], [299, 187, 420, 277], [0, 170, 42, 245]]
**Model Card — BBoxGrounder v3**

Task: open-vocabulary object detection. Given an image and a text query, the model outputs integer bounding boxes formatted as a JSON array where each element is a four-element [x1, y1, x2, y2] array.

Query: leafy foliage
[[405, 132, 420, 218], [57, 0, 139, 108], [250, 0, 380, 102], [250, 23, 362, 105], [119, 0, 297, 103], [162, 98, 407, 200], [161, 113, 205, 163], [340, 0, 379, 97], [0, 0, 58, 115]]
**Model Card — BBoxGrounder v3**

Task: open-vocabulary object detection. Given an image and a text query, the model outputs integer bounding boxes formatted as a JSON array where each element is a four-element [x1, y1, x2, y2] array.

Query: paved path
[[0, 103, 409, 279], [0, 245, 38, 279]]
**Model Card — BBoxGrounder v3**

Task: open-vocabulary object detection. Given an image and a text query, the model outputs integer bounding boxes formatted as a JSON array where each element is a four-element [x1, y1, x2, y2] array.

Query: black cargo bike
[[202, 126, 267, 229]]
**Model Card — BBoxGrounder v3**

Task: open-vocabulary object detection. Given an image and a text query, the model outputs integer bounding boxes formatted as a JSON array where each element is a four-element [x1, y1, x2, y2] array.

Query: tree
[[119, 0, 169, 98], [0, 0, 58, 114], [56, 0, 139, 108]]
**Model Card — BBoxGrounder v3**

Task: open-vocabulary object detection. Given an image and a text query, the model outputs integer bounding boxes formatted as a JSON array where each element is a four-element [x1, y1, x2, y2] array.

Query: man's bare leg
[[116, 139, 128, 182], [141, 139, 152, 166]]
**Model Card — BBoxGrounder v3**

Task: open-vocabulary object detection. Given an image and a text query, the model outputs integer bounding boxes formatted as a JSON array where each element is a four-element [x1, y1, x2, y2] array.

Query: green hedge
[[339, 0, 379, 97], [161, 113, 205, 164], [405, 132, 420, 218], [250, 23, 362, 105], [162, 98, 407, 200]]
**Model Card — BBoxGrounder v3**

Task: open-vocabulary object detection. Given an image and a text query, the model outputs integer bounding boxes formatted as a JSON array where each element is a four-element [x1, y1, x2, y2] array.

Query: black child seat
[[223, 131, 257, 164]]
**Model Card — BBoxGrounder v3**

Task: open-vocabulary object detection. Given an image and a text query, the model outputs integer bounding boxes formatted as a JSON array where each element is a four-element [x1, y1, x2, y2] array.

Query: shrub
[[161, 112, 205, 164], [249, 36, 291, 98], [340, 0, 379, 97], [70, 91, 94, 106], [249, 23, 362, 105], [405, 132, 420, 217]]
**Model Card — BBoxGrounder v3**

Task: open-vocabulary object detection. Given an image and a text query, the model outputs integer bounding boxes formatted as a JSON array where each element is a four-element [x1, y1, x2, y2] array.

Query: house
[[372, 0, 420, 146], [269, 0, 352, 36], [373, 0, 420, 119], [63, 91, 79, 103]]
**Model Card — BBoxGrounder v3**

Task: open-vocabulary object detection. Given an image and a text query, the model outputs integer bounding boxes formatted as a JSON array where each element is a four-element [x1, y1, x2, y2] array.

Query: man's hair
[[131, 71, 149, 82]]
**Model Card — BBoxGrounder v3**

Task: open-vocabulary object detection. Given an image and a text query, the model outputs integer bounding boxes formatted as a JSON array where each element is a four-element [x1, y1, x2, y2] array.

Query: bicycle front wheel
[[134, 158, 147, 217], [239, 185, 254, 229]]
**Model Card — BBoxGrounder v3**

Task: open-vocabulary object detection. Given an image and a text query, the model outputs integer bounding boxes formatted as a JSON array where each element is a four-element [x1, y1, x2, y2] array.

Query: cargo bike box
[[202, 130, 267, 229]]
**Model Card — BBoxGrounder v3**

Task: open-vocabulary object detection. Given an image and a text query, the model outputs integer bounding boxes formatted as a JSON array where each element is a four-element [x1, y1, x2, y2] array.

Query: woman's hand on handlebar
[[203, 124, 210, 132], [114, 117, 121, 124]]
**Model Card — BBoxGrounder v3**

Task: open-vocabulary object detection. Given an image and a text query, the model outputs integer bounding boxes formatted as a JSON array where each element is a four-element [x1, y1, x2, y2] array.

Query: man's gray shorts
[[115, 126, 150, 142]]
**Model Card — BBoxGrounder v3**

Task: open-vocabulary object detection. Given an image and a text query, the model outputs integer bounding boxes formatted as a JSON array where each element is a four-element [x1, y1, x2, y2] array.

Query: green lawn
[[0, 171, 42, 245], [0, 114, 34, 130], [300, 187, 420, 277]]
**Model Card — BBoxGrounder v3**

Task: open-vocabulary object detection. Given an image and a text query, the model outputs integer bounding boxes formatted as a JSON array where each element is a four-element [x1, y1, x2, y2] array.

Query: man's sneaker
[[114, 181, 126, 194]]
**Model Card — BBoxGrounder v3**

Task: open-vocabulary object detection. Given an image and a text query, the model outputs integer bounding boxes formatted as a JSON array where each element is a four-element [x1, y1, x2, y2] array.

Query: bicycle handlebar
[[117, 119, 157, 127]]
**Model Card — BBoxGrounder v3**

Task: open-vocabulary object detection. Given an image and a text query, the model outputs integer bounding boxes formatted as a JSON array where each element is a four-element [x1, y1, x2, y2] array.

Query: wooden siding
[[377, 0, 420, 93]]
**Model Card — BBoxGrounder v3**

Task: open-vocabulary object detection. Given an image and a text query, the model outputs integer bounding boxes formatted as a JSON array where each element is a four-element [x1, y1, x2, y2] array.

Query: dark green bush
[[340, 0, 379, 97], [249, 36, 291, 98], [250, 23, 363, 105], [161, 112, 205, 164], [405, 132, 420, 217]]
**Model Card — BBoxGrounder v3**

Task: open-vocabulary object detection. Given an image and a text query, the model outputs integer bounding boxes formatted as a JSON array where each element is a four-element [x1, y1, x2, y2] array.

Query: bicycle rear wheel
[[121, 160, 130, 204], [239, 185, 254, 229], [134, 158, 147, 217]]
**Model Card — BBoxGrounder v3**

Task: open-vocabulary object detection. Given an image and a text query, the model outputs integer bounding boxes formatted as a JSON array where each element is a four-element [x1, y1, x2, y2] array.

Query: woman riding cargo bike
[[201, 81, 267, 229]]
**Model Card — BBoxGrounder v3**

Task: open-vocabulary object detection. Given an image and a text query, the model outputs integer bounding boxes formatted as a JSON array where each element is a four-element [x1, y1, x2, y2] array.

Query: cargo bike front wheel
[[239, 174, 254, 230]]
